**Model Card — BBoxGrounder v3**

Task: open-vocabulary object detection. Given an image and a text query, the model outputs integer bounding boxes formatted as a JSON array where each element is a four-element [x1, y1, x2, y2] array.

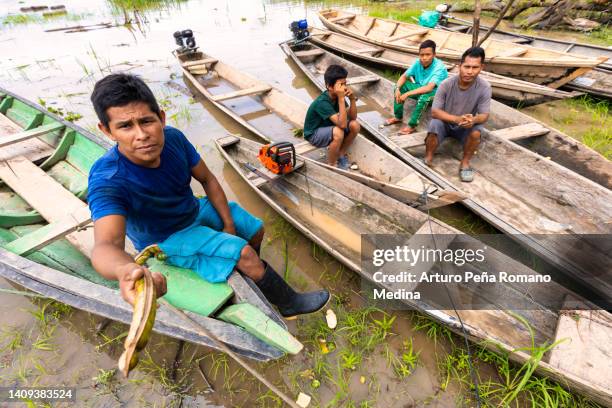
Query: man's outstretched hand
[[118, 263, 167, 306]]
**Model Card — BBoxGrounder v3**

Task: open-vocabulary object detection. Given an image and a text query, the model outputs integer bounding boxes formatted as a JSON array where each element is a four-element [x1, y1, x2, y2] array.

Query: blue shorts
[[158, 197, 263, 283], [306, 125, 350, 148], [427, 118, 483, 145]]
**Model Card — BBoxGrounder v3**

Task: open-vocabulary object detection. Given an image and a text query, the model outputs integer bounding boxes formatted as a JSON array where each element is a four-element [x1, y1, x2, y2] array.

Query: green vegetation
[[522, 96, 611, 159], [367, 1, 439, 23], [422, 312, 602, 407], [2, 14, 41, 25], [1, 11, 90, 26], [106, 0, 187, 16], [587, 25, 611, 47], [37, 98, 83, 122]]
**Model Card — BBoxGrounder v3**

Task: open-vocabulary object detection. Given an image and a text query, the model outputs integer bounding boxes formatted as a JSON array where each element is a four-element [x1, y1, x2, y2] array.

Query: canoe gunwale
[[0, 248, 283, 361]]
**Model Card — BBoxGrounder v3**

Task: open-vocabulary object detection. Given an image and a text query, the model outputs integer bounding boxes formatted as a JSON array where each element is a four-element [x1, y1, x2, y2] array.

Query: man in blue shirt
[[88, 73, 329, 318], [385, 40, 448, 134]]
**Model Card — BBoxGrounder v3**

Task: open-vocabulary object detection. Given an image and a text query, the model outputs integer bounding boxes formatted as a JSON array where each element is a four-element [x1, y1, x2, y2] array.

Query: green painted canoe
[[0, 87, 300, 361]]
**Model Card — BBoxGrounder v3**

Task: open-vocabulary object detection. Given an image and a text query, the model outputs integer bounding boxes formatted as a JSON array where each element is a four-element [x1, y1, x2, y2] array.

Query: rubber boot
[[256, 261, 330, 319]]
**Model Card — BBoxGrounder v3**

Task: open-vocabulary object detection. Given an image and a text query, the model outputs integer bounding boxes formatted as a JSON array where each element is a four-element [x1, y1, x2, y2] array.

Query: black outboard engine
[[174, 29, 197, 53], [289, 19, 309, 43]]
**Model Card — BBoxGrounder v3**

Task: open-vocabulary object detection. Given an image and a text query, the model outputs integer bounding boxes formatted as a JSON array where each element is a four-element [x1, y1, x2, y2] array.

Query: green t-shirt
[[303, 91, 347, 138]]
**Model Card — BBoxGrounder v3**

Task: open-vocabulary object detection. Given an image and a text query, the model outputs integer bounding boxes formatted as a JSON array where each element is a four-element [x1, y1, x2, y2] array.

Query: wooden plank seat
[[329, 14, 355, 23], [385, 29, 428, 43], [447, 25, 469, 32], [182, 58, 218, 68], [390, 131, 427, 149], [211, 85, 272, 102], [489, 123, 550, 141], [3, 206, 91, 256], [0, 111, 22, 136], [391, 123, 549, 149], [0, 112, 56, 163], [0, 122, 65, 147], [295, 141, 318, 155], [294, 49, 325, 58], [347, 75, 380, 86], [495, 48, 528, 58], [354, 47, 383, 54], [245, 160, 304, 188], [0, 156, 94, 256]]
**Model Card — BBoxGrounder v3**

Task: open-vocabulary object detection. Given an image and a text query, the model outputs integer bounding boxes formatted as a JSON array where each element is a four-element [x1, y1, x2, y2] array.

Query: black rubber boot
[[256, 262, 330, 319]]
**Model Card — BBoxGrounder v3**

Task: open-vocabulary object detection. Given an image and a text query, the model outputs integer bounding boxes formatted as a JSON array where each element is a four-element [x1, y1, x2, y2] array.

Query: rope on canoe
[[421, 184, 482, 408]]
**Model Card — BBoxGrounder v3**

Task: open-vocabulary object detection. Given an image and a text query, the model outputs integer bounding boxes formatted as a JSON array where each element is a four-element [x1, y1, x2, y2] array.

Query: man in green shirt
[[303, 65, 360, 170], [386, 40, 448, 134]]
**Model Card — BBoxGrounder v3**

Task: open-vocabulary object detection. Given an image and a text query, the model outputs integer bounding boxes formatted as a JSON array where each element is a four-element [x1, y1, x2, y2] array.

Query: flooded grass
[[2, 14, 42, 26], [521, 96, 611, 159]]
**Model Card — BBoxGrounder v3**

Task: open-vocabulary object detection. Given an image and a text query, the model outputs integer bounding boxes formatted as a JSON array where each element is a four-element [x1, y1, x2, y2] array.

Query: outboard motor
[[289, 19, 309, 43], [174, 29, 197, 53]]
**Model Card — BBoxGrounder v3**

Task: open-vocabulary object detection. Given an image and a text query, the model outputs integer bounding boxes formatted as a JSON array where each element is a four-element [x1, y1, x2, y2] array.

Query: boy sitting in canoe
[[87, 73, 329, 317], [386, 40, 448, 135], [425, 47, 491, 182], [303, 64, 360, 170]]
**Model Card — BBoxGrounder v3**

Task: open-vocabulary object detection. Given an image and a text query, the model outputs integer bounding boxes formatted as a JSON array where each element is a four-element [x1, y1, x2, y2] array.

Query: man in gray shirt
[[424, 47, 492, 182]]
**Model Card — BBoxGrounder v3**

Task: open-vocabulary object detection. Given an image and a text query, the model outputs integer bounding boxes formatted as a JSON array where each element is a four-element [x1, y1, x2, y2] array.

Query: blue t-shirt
[[88, 126, 201, 251], [405, 57, 448, 88]]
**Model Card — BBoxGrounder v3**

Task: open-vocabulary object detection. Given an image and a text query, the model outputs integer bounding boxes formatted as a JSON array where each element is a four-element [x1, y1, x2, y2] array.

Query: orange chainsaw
[[258, 142, 296, 175]]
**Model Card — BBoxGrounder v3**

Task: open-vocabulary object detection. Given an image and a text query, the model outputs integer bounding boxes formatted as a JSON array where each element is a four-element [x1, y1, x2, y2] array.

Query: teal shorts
[[159, 197, 263, 283]]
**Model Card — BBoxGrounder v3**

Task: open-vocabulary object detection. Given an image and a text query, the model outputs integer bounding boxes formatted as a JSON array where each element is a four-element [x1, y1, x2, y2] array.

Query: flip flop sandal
[[459, 167, 475, 182], [384, 118, 402, 126], [399, 127, 416, 135]]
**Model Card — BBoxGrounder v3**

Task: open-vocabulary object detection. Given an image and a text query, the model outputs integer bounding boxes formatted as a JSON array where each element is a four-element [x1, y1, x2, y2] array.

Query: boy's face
[[418, 47, 435, 68], [327, 77, 347, 96], [98, 101, 166, 168]]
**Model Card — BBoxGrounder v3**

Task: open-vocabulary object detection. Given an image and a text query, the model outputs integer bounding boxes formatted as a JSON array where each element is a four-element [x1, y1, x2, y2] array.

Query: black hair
[[324, 64, 348, 88], [90, 73, 161, 128], [419, 40, 436, 53], [460, 47, 486, 64]]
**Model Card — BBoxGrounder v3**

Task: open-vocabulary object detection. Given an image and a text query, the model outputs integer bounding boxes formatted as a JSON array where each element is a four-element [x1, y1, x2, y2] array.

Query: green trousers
[[393, 82, 435, 128]]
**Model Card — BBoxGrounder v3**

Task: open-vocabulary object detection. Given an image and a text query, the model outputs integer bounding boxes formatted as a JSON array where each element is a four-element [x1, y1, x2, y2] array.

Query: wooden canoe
[[173, 49, 464, 210], [281, 41, 612, 307], [441, 16, 612, 99], [307, 27, 579, 106], [318, 9, 608, 88], [442, 16, 612, 71], [217, 134, 612, 407], [0, 87, 299, 361]]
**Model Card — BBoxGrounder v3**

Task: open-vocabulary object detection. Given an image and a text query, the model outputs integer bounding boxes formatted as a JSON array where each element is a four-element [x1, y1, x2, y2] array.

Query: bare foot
[[385, 117, 401, 126], [399, 126, 416, 135]]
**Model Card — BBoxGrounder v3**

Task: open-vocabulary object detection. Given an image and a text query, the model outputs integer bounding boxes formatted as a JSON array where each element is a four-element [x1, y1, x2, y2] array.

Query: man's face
[[98, 101, 166, 167], [419, 47, 435, 68], [459, 56, 483, 85]]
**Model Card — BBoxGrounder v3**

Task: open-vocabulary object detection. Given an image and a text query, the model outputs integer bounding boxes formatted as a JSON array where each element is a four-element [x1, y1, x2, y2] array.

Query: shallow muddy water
[[0, 1, 605, 407]]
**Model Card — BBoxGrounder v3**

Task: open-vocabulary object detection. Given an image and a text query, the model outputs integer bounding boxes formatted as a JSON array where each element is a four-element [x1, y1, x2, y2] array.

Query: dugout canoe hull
[[307, 27, 579, 106], [318, 9, 608, 88], [0, 87, 291, 362]]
